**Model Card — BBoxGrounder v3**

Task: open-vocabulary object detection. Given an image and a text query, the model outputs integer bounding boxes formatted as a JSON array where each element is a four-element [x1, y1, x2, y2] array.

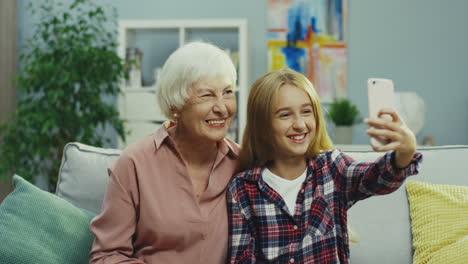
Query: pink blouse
[[90, 124, 239, 264]]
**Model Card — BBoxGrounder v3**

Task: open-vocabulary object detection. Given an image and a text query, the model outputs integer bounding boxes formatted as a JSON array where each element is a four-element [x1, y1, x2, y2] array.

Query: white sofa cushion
[[344, 145, 468, 264], [56, 142, 121, 214]]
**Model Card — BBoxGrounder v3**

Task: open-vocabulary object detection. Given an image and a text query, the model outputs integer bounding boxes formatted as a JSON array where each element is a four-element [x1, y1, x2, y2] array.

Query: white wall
[[18, 0, 468, 145], [347, 0, 468, 145]]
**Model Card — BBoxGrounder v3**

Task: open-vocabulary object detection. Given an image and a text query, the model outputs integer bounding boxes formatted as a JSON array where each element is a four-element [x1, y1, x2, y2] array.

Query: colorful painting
[[268, 0, 347, 102]]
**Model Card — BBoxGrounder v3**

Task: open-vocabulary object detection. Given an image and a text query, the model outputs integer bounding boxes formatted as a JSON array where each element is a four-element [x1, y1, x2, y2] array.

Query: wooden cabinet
[[117, 19, 248, 149]]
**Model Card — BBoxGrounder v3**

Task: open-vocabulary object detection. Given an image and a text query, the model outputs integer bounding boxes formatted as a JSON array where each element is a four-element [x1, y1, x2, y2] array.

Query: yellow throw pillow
[[406, 181, 468, 264]]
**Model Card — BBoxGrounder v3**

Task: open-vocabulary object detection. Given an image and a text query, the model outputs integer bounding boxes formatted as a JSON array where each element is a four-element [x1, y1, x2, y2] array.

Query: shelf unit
[[117, 19, 248, 149]]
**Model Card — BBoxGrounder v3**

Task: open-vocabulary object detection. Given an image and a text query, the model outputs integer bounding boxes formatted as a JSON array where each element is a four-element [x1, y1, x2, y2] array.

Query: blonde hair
[[156, 41, 237, 119], [237, 68, 333, 172]]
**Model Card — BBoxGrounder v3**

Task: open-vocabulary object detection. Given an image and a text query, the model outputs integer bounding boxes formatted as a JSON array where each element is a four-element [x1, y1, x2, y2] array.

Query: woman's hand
[[365, 108, 417, 168]]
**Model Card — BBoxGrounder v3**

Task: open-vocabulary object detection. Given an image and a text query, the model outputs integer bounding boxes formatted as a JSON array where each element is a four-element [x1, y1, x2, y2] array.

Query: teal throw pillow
[[0, 175, 97, 264]]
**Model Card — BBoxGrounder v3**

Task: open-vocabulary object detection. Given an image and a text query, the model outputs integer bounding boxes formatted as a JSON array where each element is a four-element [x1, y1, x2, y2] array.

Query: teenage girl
[[227, 68, 422, 264]]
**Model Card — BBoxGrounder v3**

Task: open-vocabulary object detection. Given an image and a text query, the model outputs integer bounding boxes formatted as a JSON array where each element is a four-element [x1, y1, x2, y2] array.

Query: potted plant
[[327, 98, 361, 144], [0, 0, 126, 191]]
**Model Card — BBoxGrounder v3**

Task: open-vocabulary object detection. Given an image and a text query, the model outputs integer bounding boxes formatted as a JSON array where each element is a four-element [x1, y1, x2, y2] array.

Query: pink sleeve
[[89, 154, 146, 264]]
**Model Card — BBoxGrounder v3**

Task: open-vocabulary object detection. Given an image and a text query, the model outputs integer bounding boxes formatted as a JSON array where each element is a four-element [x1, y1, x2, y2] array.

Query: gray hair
[[156, 41, 237, 119]]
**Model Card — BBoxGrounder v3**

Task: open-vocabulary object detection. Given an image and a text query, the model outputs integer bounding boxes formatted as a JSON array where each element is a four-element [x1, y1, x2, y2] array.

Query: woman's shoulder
[[109, 134, 162, 187], [118, 134, 157, 162]]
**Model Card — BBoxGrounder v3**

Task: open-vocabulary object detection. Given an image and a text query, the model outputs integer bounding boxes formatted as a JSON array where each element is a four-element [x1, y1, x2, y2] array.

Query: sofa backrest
[[56, 142, 468, 263]]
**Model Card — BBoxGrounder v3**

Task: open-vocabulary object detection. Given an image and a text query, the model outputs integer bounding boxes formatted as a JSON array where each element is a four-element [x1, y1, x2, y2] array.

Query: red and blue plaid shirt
[[227, 149, 422, 264]]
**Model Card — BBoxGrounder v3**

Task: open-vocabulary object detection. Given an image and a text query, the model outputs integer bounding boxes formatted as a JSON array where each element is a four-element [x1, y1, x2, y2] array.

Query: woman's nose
[[212, 98, 228, 116]]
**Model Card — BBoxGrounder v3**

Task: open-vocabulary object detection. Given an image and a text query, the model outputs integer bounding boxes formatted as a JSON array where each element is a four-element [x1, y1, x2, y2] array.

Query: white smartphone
[[367, 78, 395, 147]]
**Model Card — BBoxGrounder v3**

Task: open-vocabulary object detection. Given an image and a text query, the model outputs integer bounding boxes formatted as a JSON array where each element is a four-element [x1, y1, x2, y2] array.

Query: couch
[[1, 142, 467, 263]]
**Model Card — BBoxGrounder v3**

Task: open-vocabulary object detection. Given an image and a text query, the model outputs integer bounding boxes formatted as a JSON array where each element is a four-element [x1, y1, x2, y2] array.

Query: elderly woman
[[89, 41, 239, 264]]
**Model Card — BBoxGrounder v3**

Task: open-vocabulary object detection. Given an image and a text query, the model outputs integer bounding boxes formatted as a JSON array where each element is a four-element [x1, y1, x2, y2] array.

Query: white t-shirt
[[262, 168, 307, 215]]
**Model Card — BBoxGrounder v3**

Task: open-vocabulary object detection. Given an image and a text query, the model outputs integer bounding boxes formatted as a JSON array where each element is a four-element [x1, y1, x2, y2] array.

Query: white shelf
[[119, 19, 247, 29], [122, 86, 156, 92], [117, 19, 248, 149]]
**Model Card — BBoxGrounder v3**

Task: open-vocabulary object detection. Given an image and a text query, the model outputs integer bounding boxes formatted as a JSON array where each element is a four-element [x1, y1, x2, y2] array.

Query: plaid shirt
[[227, 149, 422, 264]]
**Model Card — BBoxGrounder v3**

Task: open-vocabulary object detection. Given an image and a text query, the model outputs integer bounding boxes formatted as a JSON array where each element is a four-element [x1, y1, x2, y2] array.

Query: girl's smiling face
[[270, 84, 316, 161]]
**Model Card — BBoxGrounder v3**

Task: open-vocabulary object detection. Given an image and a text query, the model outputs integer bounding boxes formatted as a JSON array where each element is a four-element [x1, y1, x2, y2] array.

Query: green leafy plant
[[0, 0, 126, 191], [327, 98, 361, 126]]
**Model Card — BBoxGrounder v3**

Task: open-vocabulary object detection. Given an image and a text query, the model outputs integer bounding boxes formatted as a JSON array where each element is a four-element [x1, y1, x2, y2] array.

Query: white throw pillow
[[56, 142, 121, 213]]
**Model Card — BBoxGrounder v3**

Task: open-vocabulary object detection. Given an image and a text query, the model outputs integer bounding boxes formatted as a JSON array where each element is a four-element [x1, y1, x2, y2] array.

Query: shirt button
[[293, 225, 298, 230], [290, 258, 295, 263]]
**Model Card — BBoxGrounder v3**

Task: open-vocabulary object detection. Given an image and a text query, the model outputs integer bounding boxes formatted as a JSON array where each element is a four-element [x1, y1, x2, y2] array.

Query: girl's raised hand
[[365, 108, 417, 168]]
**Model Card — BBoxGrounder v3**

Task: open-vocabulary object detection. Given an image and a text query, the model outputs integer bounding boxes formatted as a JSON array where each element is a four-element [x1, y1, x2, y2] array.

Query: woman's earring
[[173, 112, 179, 121]]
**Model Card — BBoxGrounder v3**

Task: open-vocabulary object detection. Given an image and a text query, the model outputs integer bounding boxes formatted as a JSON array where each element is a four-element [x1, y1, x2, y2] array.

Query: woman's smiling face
[[177, 75, 237, 143]]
